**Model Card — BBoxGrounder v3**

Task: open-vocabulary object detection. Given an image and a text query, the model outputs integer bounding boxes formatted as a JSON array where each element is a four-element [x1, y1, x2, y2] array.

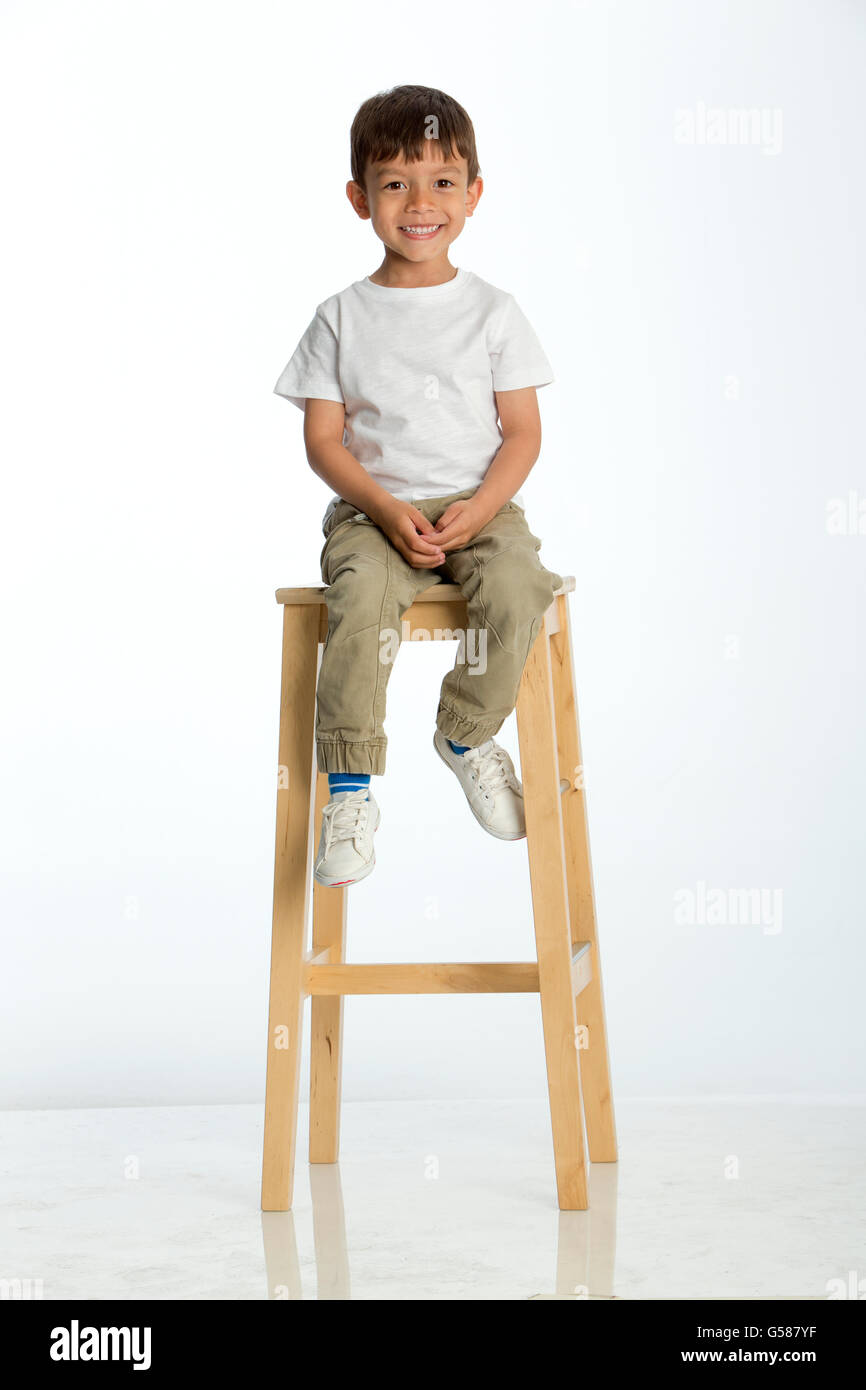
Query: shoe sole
[[432, 734, 527, 841], [313, 804, 381, 888]]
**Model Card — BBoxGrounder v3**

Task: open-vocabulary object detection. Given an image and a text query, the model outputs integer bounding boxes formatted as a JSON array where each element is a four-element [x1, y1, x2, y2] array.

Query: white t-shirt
[[272, 266, 554, 525]]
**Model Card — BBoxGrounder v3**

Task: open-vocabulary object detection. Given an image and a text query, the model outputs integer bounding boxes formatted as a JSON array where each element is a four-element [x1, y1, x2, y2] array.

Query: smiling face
[[347, 145, 483, 267]]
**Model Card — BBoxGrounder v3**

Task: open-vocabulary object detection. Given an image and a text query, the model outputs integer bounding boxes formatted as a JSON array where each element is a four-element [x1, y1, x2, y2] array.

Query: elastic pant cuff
[[316, 738, 387, 776], [435, 705, 505, 747]]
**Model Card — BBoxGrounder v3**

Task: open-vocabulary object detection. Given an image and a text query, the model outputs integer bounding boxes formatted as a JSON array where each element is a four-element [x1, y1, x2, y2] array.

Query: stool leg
[[310, 765, 348, 1163], [550, 593, 617, 1162], [516, 620, 589, 1211], [261, 604, 320, 1211]]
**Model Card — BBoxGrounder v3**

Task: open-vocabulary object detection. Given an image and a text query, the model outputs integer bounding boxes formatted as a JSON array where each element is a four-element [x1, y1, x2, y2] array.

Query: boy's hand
[[373, 498, 448, 568], [430, 497, 492, 552]]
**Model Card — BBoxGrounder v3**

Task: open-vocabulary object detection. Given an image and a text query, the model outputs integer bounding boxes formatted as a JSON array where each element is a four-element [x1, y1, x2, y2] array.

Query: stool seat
[[275, 575, 576, 605], [261, 573, 616, 1212]]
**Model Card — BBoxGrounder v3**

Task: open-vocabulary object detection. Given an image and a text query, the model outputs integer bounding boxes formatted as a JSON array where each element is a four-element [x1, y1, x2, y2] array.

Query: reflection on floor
[[2, 1099, 863, 1300]]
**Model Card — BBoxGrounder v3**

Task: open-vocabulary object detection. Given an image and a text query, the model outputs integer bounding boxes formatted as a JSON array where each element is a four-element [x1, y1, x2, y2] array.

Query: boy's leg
[[431, 501, 565, 747], [316, 502, 443, 774]]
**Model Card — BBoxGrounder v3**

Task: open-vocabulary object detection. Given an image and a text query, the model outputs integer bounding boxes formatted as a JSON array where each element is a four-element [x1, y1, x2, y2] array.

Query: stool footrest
[[303, 945, 593, 996]]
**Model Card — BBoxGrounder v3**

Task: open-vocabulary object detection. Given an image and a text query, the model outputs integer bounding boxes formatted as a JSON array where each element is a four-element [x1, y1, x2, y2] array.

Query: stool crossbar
[[261, 576, 617, 1211]]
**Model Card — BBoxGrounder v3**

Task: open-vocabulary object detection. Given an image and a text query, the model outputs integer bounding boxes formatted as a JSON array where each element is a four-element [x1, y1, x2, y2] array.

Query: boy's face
[[347, 145, 482, 264]]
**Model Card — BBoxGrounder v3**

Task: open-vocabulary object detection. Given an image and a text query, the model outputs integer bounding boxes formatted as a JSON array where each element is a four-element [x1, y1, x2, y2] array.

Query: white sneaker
[[314, 789, 381, 887], [433, 729, 526, 840]]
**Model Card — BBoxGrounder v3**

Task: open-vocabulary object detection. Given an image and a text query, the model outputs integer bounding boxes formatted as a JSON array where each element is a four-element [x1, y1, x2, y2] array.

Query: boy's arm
[[303, 400, 445, 566], [471, 386, 543, 524], [303, 399, 397, 526]]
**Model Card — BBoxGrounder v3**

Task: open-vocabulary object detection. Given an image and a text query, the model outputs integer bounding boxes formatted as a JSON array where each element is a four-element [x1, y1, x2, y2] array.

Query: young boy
[[273, 84, 564, 887]]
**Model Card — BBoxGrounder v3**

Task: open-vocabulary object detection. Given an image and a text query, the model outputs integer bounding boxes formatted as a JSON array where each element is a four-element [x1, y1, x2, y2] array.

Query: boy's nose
[[404, 194, 437, 212]]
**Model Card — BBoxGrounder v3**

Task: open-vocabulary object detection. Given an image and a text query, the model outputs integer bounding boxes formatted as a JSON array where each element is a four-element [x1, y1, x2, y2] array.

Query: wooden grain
[[516, 616, 589, 1210], [550, 593, 618, 1163], [261, 603, 319, 1211]]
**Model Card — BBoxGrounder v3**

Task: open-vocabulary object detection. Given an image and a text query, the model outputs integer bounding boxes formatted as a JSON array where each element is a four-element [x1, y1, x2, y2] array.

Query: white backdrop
[[2, 0, 864, 1109]]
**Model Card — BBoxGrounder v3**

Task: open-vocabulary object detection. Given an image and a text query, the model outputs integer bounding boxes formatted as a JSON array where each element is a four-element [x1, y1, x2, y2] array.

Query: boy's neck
[[367, 251, 459, 290]]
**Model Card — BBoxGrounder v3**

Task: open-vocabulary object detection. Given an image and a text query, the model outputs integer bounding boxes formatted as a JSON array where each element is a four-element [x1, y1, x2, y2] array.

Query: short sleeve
[[273, 305, 344, 411], [489, 294, 554, 392]]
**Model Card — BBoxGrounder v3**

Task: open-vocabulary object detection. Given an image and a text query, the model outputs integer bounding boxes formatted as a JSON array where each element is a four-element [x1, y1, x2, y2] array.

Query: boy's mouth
[[398, 224, 444, 240]]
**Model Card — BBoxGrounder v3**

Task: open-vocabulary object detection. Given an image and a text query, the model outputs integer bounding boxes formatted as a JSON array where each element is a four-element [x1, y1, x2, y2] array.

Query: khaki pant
[[316, 486, 565, 774]]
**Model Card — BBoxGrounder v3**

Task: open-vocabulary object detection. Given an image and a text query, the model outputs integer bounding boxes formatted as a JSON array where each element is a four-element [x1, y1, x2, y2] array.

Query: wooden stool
[[261, 576, 617, 1211]]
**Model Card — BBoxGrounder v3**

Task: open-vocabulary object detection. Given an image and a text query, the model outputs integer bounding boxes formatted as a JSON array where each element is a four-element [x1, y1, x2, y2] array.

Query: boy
[[273, 84, 564, 887]]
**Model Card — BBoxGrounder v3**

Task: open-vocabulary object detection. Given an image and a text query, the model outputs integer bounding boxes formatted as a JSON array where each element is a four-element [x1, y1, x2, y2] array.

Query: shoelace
[[321, 790, 371, 855], [461, 740, 522, 801]]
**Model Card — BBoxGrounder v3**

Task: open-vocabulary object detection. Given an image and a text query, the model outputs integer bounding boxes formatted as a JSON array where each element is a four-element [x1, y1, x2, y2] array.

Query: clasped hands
[[373, 495, 495, 569]]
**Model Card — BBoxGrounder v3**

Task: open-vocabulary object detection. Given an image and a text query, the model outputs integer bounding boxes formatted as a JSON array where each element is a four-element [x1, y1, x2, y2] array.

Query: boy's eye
[[382, 179, 455, 190]]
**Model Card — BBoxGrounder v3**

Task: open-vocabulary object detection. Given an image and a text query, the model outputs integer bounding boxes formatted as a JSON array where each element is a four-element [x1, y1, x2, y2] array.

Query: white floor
[[1, 1099, 863, 1300]]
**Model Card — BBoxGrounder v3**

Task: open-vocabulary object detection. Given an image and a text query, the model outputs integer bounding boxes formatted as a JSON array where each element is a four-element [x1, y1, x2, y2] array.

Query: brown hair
[[350, 84, 480, 190]]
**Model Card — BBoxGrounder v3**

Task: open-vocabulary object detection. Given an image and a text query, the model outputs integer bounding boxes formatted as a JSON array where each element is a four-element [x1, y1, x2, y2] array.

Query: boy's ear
[[464, 176, 483, 218], [346, 179, 371, 220]]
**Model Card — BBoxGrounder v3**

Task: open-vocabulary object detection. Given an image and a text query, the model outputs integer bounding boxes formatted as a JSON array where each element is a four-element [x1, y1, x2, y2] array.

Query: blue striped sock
[[328, 772, 370, 799], [448, 738, 471, 755]]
